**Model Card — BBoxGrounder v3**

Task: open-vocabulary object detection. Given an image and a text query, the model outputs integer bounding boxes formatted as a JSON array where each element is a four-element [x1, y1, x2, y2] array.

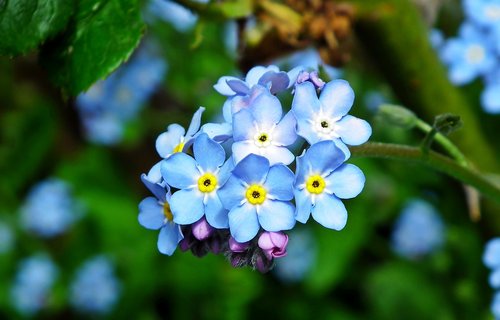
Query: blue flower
[[291, 80, 372, 157], [0, 221, 14, 254], [145, 0, 199, 31], [484, 237, 500, 270], [20, 178, 83, 238], [231, 89, 297, 165], [391, 200, 445, 259], [481, 70, 500, 114], [463, 0, 500, 29], [218, 154, 296, 242], [161, 133, 233, 229], [10, 254, 58, 316], [70, 256, 121, 314], [155, 107, 204, 158], [138, 173, 184, 255], [439, 23, 496, 85], [492, 291, 500, 319], [293, 141, 364, 230]]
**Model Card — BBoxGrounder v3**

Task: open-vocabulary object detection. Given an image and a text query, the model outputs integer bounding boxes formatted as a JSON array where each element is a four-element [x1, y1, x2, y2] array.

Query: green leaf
[[0, 0, 74, 55], [39, 0, 145, 95], [216, 0, 253, 18]]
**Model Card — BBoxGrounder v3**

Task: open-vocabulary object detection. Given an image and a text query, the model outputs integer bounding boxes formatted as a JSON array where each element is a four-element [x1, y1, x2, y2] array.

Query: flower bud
[[378, 104, 418, 129], [229, 237, 250, 253], [192, 217, 214, 241], [258, 231, 288, 260]]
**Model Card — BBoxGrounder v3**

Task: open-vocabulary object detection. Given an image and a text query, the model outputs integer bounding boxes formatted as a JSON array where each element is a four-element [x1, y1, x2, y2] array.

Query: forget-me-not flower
[[291, 80, 371, 157], [481, 69, 500, 114], [10, 254, 58, 316], [161, 133, 233, 229], [391, 199, 445, 259], [484, 237, 500, 270], [218, 154, 296, 242], [232, 90, 297, 165], [463, 0, 500, 29], [294, 141, 365, 230], [138, 173, 184, 255], [70, 256, 121, 314], [20, 178, 83, 238]]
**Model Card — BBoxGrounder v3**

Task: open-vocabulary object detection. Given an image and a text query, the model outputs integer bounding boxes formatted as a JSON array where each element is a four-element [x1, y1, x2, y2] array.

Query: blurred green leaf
[[216, 0, 252, 18], [0, 0, 74, 55], [40, 0, 145, 95]]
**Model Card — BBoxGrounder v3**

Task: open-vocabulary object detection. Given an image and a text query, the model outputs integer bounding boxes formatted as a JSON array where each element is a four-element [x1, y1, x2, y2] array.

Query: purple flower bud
[[258, 232, 288, 260], [229, 236, 250, 253], [208, 236, 223, 254], [192, 217, 214, 241], [296, 71, 310, 84], [254, 254, 273, 273], [179, 238, 191, 252], [309, 71, 325, 89]]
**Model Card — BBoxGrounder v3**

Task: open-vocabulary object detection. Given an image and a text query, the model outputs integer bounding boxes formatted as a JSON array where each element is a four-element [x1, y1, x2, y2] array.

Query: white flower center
[[313, 116, 340, 138], [466, 45, 485, 64], [485, 5, 500, 20], [254, 132, 272, 147]]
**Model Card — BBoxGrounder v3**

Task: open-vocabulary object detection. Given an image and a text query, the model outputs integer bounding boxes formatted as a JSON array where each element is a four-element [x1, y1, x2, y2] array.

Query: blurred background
[[1, 0, 499, 319]]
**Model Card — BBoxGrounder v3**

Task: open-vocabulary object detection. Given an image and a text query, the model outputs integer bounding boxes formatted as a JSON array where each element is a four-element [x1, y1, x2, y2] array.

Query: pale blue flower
[[294, 141, 364, 230], [429, 28, 445, 49], [492, 291, 500, 319], [161, 133, 233, 229], [391, 200, 445, 259], [0, 221, 14, 254], [70, 256, 121, 314], [484, 237, 500, 270], [138, 172, 183, 255], [231, 89, 297, 165], [10, 254, 58, 316], [439, 23, 496, 85], [218, 154, 296, 242], [155, 107, 204, 158], [481, 69, 500, 114], [20, 178, 83, 238], [291, 80, 372, 157], [145, 0, 200, 31], [490, 268, 500, 289], [463, 0, 500, 29]]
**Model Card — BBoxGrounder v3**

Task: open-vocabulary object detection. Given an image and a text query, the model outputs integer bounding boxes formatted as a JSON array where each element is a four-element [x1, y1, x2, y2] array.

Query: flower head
[[138, 173, 184, 255], [294, 140, 364, 230], [70, 256, 121, 314], [484, 237, 500, 270], [291, 80, 371, 157], [218, 154, 296, 242], [161, 133, 233, 228]]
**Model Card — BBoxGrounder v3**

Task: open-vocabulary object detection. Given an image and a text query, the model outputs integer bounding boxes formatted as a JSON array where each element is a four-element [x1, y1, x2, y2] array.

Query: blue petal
[[141, 172, 167, 201], [227, 79, 250, 95], [481, 82, 500, 114], [170, 189, 204, 225], [261, 145, 295, 166], [161, 153, 200, 189], [218, 176, 246, 210], [205, 194, 229, 228], [232, 141, 260, 164], [489, 268, 500, 289], [222, 99, 233, 123], [200, 122, 232, 142], [258, 71, 289, 94], [245, 66, 275, 87], [291, 81, 320, 121], [185, 107, 205, 138], [248, 91, 283, 128], [325, 164, 365, 199], [214, 76, 240, 96], [311, 194, 347, 230], [232, 85, 269, 115], [483, 238, 500, 269], [229, 203, 260, 242], [335, 115, 372, 146], [145, 161, 163, 184], [138, 197, 164, 230], [232, 109, 255, 142], [296, 117, 321, 145], [232, 154, 270, 185], [319, 80, 354, 118], [332, 138, 351, 159], [287, 66, 306, 88], [294, 188, 312, 223], [264, 164, 294, 201], [305, 141, 346, 176], [258, 200, 296, 232], [294, 149, 310, 186], [155, 124, 185, 158], [193, 133, 225, 172], [157, 223, 183, 255], [218, 157, 235, 186], [448, 63, 476, 85], [273, 111, 297, 146]]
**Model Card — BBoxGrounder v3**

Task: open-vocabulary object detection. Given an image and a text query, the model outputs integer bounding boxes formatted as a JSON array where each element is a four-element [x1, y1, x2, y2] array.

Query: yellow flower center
[[254, 132, 272, 147], [197, 173, 218, 193], [306, 175, 326, 194], [172, 142, 185, 153], [163, 202, 173, 222], [245, 184, 267, 205]]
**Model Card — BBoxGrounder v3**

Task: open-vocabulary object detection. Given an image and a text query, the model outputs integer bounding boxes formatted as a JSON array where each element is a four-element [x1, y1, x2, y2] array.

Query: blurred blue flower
[[231, 89, 297, 165], [76, 42, 167, 145], [145, 0, 199, 31], [161, 133, 232, 229], [20, 178, 83, 238], [483, 237, 500, 269], [275, 47, 342, 80], [274, 227, 317, 283], [391, 200, 445, 259], [291, 80, 372, 157], [481, 69, 500, 114], [138, 172, 184, 255], [70, 256, 121, 314], [492, 291, 500, 319], [463, 0, 500, 29], [429, 28, 445, 49], [0, 221, 14, 254], [294, 141, 364, 230], [439, 23, 496, 85], [10, 254, 58, 316], [218, 154, 295, 242], [364, 90, 389, 112]]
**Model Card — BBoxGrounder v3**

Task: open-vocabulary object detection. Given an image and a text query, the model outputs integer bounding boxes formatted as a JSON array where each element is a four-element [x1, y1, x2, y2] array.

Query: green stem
[[350, 142, 500, 203]]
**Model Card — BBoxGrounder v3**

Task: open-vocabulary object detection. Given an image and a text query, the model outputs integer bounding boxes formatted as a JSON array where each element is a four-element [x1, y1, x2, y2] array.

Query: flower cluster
[[391, 199, 445, 260], [484, 238, 500, 319], [434, 0, 500, 113], [138, 65, 371, 272]]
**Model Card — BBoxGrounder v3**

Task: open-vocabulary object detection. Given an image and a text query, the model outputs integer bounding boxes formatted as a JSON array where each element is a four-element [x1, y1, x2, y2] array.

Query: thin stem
[[350, 142, 500, 203]]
